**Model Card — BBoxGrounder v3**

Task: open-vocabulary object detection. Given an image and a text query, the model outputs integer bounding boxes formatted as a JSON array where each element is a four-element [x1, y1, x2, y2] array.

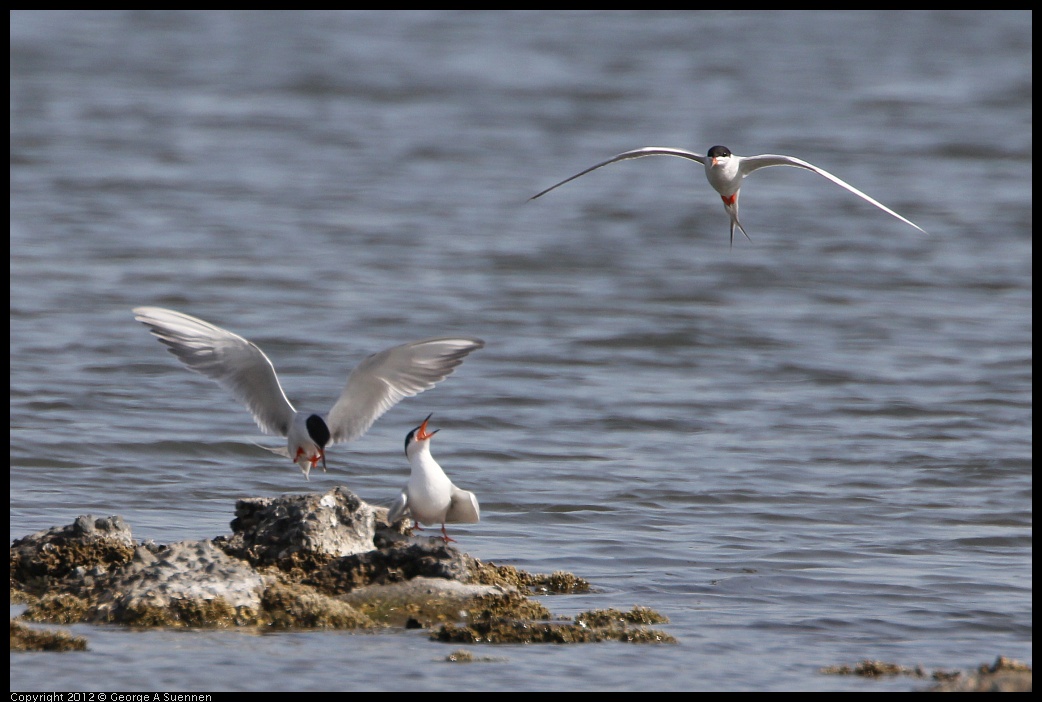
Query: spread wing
[[325, 337, 485, 444], [530, 147, 707, 200], [739, 154, 927, 233], [133, 307, 296, 436]]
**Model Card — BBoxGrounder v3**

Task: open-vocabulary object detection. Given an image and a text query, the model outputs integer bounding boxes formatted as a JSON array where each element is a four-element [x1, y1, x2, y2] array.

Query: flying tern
[[133, 307, 484, 479], [531, 145, 927, 246], [387, 414, 480, 543]]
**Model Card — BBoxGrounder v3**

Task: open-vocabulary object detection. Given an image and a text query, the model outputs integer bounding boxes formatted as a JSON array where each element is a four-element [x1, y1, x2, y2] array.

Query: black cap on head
[[306, 414, 331, 448], [405, 413, 435, 454], [707, 145, 732, 158]]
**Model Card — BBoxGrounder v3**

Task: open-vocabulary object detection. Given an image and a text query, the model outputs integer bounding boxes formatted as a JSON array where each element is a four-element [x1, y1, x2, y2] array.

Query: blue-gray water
[[10, 10, 1031, 692]]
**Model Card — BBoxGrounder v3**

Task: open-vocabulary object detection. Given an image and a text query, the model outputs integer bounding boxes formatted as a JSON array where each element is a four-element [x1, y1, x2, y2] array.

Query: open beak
[[417, 412, 439, 441]]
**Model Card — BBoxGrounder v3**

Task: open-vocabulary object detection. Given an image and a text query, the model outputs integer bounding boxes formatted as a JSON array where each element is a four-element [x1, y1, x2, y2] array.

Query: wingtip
[[387, 492, 408, 524], [529, 187, 553, 202]]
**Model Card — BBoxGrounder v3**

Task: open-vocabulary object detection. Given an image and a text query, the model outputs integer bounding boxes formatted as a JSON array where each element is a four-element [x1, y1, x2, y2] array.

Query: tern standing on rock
[[531, 145, 928, 246], [387, 414, 480, 543], [133, 307, 485, 480]]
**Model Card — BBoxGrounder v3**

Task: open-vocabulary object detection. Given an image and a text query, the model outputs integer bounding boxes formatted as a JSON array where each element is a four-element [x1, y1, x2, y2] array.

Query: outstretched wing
[[739, 154, 927, 234], [325, 337, 485, 444], [133, 307, 296, 436], [530, 147, 706, 200]]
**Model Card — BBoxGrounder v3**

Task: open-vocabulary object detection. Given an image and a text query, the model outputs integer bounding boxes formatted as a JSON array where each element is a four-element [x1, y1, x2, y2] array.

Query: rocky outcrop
[[218, 487, 377, 563], [821, 656, 1032, 692], [10, 514, 136, 591], [10, 619, 87, 652], [10, 487, 673, 646], [91, 540, 270, 626]]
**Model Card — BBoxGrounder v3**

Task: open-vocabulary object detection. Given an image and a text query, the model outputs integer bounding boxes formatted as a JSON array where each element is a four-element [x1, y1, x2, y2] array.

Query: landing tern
[[531, 145, 927, 246], [133, 307, 484, 480], [387, 414, 480, 543]]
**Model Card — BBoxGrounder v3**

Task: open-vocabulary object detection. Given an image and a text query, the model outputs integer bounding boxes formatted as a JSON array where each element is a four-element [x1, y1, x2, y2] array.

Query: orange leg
[[440, 524, 456, 544]]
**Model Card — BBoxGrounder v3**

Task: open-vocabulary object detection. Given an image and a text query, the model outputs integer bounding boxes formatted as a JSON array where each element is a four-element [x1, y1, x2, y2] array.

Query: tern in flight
[[134, 307, 484, 479], [531, 145, 927, 246]]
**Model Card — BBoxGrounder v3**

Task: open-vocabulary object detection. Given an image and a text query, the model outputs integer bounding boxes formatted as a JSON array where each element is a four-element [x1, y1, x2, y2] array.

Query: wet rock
[[9, 486, 672, 644], [216, 487, 377, 566], [574, 606, 670, 627], [927, 656, 1032, 692], [340, 576, 516, 627], [10, 515, 136, 595], [444, 648, 507, 663], [430, 593, 676, 644], [10, 619, 87, 652], [820, 660, 926, 678], [446, 649, 474, 662], [821, 656, 1032, 692], [305, 540, 473, 594], [260, 581, 374, 629], [467, 559, 591, 594], [20, 593, 92, 625], [90, 540, 268, 626]]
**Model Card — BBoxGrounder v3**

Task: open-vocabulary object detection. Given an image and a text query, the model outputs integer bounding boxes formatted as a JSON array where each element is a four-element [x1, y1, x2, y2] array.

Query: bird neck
[[408, 445, 447, 481]]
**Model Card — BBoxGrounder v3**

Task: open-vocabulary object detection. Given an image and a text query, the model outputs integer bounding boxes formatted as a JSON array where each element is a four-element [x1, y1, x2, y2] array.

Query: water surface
[[10, 10, 1032, 692]]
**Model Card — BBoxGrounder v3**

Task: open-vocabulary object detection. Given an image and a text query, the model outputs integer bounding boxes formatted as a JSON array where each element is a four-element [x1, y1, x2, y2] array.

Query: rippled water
[[10, 10, 1031, 692]]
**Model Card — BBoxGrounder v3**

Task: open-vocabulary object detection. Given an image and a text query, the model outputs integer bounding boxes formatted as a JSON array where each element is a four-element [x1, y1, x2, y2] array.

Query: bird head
[[405, 413, 438, 454], [305, 414, 330, 472], [707, 145, 733, 167]]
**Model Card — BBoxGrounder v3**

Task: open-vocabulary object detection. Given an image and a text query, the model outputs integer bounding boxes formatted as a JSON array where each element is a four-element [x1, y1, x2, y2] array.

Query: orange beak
[[417, 413, 439, 441]]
